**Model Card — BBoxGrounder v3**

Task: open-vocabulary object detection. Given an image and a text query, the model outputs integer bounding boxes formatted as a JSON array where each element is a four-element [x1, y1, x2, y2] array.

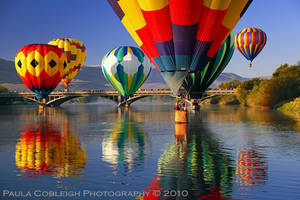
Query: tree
[[236, 78, 263, 105], [218, 79, 241, 89], [0, 85, 8, 93]]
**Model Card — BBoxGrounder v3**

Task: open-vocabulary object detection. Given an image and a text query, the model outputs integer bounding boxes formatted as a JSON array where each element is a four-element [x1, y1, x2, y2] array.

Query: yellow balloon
[[49, 38, 86, 87]]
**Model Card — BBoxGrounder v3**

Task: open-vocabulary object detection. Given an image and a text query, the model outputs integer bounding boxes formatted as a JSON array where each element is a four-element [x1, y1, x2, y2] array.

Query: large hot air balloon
[[183, 33, 234, 98], [15, 44, 68, 99], [235, 27, 267, 67], [107, 0, 253, 94], [48, 38, 86, 90], [101, 46, 151, 98]]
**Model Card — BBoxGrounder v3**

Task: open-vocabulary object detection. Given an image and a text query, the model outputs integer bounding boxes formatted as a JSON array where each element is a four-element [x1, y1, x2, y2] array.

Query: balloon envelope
[[101, 46, 151, 98], [48, 38, 86, 87], [15, 44, 68, 99], [107, 0, 253, 94], [235, 27, 267, 64], [183, 33, 235, 98]]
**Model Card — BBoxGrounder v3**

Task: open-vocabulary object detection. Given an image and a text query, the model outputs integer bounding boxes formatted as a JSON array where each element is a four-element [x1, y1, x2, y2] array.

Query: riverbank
[[277, 97, 300, 119]]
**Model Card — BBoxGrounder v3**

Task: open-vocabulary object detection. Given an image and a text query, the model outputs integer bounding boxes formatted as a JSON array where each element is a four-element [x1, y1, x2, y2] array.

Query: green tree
[[247, 76, 300, 107], [236, 78, 263, 105], [0, 85, 8, 93], [218, 79, 241, 89], [272, 64, 300, 79]]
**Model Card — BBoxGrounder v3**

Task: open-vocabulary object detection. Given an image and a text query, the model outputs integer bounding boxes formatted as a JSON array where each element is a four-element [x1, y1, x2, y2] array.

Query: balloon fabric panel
[[15, 44, 67, 99]]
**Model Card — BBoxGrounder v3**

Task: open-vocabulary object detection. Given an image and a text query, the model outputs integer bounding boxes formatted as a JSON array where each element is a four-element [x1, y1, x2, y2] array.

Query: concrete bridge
[[0, 89, 236, 107]]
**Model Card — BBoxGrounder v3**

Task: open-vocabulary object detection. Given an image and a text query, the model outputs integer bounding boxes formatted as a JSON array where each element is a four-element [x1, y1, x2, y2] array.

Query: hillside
[[0, 58, 248, 91]]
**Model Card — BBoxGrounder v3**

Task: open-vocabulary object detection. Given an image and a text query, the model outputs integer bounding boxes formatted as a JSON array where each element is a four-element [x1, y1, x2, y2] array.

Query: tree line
[[214, 63, 300, 108]]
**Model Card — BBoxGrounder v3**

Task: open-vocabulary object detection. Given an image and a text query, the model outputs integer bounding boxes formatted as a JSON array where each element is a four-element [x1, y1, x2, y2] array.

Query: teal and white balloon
[[101, 46, 151, 98]]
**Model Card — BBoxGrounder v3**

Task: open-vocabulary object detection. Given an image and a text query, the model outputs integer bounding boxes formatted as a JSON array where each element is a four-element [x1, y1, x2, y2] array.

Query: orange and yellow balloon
[[48, 38, 86, 88], [15, 44, 68, 99]]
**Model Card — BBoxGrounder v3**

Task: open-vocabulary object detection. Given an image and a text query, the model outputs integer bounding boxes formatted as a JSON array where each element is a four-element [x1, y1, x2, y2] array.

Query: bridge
[[0, 89, 236, 107]]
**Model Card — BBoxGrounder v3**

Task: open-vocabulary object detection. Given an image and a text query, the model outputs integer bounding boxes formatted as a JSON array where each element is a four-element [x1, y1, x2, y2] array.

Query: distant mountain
[[0, 58, 248, 91], [211, 72, 249, 88], [0, 58, 23, 84]]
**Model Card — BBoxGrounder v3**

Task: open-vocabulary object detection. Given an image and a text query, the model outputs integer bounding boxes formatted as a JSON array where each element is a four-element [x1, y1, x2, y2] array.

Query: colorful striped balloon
[[48, 38, 86, 88], [183, 33, 235, 98], [235, 27, 267, 67], [101, 46, 151, 98], [107, 0, 253, 94], [15, 44, 68, 99]]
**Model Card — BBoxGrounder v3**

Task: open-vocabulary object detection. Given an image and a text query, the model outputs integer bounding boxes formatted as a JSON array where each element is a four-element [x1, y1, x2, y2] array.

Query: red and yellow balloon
[[48, 38, 86, 89], [15, 44, 68, 99]]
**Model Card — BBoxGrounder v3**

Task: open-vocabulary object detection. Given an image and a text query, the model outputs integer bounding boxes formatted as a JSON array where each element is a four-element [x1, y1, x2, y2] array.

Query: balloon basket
[[64, 88, 69, 92], [175, 110, 188, 124]]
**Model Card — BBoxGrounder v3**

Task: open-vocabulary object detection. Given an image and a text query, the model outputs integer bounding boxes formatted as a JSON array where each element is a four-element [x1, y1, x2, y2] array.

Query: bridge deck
[[0, 89, 236, 98]]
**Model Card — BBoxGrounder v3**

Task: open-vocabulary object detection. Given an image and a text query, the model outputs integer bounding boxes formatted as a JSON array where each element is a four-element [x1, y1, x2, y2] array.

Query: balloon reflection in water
[[102, 110, 149, 174], [15, 111, 86, 177], [141, 114, 234, 200], [236, 140, 267, 186]]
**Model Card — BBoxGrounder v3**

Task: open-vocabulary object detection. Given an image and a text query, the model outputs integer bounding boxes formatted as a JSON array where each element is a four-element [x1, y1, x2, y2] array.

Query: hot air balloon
[[235, 27, 267, 67], [107, 0, 253, 94], [48, 38, 86, 90], [101, 46, 151, 99], [15, 44, 68, 99], [183, 33, 234, 98]]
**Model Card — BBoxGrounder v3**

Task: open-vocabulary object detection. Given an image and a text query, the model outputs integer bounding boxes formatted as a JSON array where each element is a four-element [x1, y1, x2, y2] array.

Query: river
[[0, 103, 299, 200]]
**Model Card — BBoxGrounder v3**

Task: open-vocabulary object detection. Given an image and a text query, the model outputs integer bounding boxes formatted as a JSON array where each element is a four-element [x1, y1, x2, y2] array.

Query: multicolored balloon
[[183, 33, 235, 98], [235, 27, 267, 67], [107, 0, 253, 94], [15, 44, 68, 99], [101, 46, 151, 98], [48, 38, 86, 87]]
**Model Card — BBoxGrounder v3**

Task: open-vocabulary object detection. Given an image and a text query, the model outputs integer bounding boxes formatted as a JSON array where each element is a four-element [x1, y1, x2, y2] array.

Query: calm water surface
[[0, 103, 300, 200]]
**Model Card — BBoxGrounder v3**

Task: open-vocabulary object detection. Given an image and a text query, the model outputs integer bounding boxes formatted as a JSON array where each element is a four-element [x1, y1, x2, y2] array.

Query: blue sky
[[0, 0, 300, 78]]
